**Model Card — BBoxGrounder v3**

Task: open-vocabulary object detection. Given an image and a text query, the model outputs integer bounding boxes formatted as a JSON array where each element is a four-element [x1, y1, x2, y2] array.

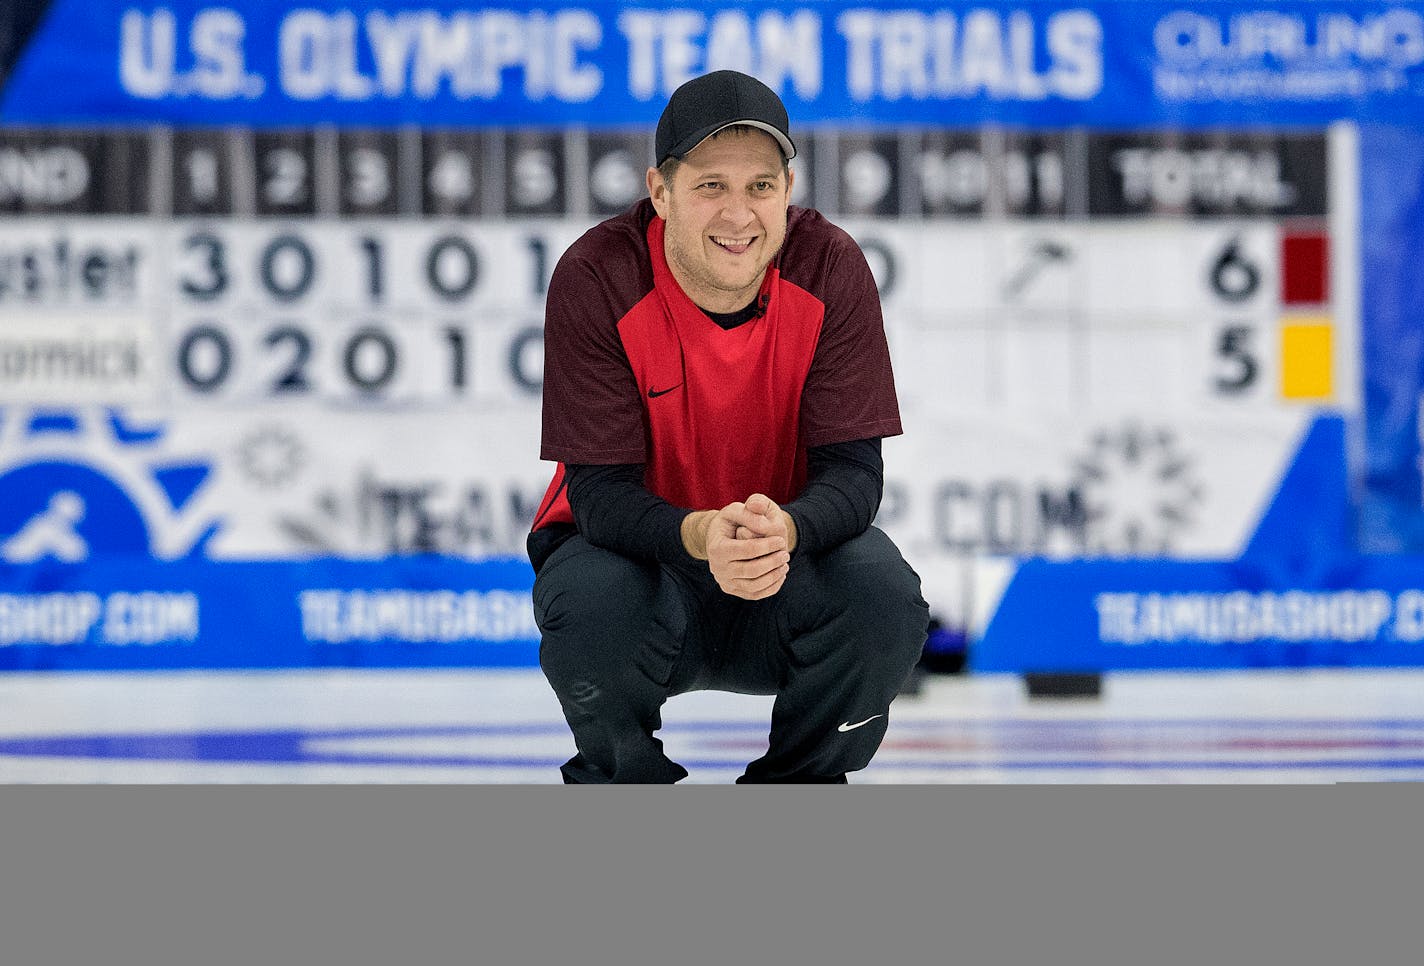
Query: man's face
[[647, 128, 794, 314]]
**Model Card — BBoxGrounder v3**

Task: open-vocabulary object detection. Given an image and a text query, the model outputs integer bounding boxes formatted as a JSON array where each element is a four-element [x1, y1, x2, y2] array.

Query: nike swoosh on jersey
[[837, 714, 884, 733], [647, 384, 683, 398]]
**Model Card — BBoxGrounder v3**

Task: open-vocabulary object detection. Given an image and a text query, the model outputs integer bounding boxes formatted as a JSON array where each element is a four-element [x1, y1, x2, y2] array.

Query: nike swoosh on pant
[[837, 714, 884, 733]]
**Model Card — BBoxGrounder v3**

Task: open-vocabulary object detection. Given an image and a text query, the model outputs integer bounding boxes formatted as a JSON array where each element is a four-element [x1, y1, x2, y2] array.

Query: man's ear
[[647, 166, 669, 218]]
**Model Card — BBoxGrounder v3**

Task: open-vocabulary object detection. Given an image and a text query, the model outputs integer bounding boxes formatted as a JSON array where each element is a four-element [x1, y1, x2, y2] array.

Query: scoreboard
[[0, 124, 1348, 412]]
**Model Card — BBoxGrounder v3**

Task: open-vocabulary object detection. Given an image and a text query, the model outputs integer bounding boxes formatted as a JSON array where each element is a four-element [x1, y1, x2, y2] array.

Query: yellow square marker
[[1280, 319, 1334, 400]]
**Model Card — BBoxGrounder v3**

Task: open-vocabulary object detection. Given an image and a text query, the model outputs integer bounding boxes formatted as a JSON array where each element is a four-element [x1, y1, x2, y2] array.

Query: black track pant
[[532, 527, 929, 783]]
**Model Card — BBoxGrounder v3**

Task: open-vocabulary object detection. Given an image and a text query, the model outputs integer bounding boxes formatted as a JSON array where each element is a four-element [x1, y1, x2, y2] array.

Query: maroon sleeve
[[539, 214, 653, 465], [784, 211, 903, 448]]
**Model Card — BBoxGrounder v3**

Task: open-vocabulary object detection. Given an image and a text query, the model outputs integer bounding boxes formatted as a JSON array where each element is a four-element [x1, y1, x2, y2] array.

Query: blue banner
[[0, 557, 537, 670], [8, 1, 1424, 127], [972, 556, 1424, 671]]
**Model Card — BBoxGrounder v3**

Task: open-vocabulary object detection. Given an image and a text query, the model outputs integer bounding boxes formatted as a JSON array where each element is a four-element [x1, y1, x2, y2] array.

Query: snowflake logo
[[1069, 423, 1205, 556], [237, 425, 305, 489]]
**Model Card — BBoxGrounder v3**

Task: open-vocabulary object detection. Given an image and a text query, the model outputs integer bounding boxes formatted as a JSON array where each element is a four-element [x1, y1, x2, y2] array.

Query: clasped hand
[[703, 493, 793, 600]]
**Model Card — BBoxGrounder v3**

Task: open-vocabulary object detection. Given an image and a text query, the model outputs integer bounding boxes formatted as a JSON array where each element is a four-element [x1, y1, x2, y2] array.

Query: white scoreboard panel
[[0, 123, 1358, 632]]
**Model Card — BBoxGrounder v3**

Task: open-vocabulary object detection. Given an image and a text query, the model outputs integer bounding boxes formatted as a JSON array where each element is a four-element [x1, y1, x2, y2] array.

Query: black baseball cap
[[654, 70, 796, 166]]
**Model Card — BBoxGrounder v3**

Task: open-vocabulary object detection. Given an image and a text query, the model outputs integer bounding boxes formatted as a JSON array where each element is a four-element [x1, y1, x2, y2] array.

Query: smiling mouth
[[711, 235, 755, 254]]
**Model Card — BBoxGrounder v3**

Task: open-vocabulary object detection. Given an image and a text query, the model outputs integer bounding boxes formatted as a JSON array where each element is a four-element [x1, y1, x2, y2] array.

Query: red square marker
[[1281, 231, 1329, 305]]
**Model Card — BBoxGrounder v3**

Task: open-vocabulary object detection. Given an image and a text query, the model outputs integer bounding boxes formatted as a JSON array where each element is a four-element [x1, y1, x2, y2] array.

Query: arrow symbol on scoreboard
[[1002, 239, 1072, 300]]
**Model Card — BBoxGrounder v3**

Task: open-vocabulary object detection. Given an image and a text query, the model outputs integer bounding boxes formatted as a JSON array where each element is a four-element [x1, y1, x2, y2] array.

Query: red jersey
[[532, 199, 901, 532]]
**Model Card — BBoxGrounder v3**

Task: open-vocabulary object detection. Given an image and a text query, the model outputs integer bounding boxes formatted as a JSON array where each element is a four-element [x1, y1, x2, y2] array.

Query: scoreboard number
[[1210, 236, 1262, 303], [358, 236, 385, 301], [176, 323, 233, 391], [342, 327, 399, 392], [345, 148, 392, 209], [428, 150, 475, 205], [262, 148, 309, 208], [1213, 324, 1259, 394], [179, 233, 228, 300], [424, 235, 480, 301], [184, 149, 221, 206], [260, 235, 317, 302]]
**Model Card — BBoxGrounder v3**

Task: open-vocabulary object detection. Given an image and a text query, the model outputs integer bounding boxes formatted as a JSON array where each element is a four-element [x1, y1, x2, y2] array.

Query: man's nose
[[720, 191, 755, 225]]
